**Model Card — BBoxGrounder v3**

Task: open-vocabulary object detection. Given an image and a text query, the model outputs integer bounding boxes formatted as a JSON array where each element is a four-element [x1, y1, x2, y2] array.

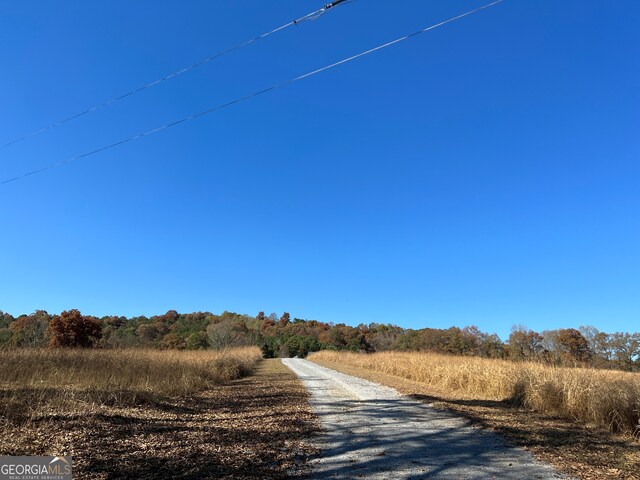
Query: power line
[[0, 1, 350, 150], [0, 0, 504, 186]]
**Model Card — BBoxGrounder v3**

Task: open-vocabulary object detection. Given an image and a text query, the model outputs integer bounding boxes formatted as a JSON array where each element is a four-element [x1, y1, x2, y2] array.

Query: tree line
[[0, 309, 638, 370]]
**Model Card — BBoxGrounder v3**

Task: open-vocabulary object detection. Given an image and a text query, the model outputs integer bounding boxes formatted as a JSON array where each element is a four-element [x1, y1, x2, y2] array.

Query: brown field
[[0, 347, 262, 423], [0, 350, 319, 479], [309, 350, 640, 439]]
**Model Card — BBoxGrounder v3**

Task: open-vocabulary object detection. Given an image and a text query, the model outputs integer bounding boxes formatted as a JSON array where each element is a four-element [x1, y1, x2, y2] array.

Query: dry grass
[[1, 359, 320, 479], [0, 347, 262, 423], [311, 358, 640, 480], [310, 351, 640, 439]]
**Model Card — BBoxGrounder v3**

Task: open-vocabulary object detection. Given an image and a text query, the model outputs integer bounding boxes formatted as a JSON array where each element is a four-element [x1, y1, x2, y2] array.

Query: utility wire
[[1, 0, 503, 186], [0, 1, 349, 150]]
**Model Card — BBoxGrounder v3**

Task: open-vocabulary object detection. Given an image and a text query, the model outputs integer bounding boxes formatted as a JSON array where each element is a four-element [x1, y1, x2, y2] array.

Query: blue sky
[[1, 0, 638, 339]]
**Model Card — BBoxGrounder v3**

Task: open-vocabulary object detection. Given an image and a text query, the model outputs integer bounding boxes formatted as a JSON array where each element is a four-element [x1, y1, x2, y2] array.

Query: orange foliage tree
[[47, 309, 102, 348]]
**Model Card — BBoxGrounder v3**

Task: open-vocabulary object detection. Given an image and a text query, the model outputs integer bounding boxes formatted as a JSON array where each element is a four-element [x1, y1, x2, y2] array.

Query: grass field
[[0, 354, 318, 478], [0, 347, 262, 423], [309, 350, 640, 439]]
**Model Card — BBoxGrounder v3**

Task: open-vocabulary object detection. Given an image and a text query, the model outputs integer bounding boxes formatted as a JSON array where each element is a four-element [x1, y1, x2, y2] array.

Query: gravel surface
[[283, 358, 569, 480]]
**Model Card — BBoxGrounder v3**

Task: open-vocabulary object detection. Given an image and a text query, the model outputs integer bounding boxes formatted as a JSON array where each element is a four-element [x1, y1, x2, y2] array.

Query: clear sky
[[1, 1, 638, 339]]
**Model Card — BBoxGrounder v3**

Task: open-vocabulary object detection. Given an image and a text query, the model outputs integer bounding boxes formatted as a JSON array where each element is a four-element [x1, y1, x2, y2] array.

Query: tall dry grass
[[0, 347, 262, 423], [310, 350, 640, 439]]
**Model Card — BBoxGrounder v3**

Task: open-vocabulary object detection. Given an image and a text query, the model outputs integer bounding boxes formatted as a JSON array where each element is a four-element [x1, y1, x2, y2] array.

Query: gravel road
[[282, 358, 569, 480]]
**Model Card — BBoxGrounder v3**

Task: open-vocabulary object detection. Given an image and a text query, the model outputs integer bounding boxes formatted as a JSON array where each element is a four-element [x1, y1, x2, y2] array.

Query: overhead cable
[[0, 0, 350, 150], [0, 0, 504, 186]]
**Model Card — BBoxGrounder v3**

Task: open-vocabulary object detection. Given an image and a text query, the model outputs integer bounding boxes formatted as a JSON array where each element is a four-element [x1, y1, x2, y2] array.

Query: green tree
[[0, 328, 12, 347], [185, 332, 210, 350], [0, 311, 15, 329]]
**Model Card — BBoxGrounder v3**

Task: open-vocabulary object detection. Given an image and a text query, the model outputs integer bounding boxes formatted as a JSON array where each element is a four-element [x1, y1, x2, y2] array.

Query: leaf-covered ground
[[0, 359, 319, 479]]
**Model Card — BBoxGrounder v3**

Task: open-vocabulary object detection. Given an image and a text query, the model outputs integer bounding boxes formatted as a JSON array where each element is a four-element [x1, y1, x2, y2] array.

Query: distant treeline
[[0, 309, 638, 370]]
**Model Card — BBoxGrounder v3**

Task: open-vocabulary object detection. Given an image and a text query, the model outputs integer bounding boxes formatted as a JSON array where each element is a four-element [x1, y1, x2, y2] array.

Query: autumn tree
[[279, 312, 291, 327], [136, 323, 165, 344], [261, 316, 276, 332], [555, 328, 592, 364], [507, 325, 544, 361], [462, 326, 505, 358], [160, 333, 186, 350], [207, 320, 250, 349], [163, 310, 180, 323], [609, 332, 640, 370], [104, 315, 126, 329], [441, 327, 476, 355], [587, 329, 614, 361], [47, 309, 102, 348], [367, 323, 404, 351], [9, 310, 51, 347]]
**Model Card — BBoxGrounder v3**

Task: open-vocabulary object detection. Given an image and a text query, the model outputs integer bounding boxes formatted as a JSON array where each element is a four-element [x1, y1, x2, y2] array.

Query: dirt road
[[283, 358, 568, 480]]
